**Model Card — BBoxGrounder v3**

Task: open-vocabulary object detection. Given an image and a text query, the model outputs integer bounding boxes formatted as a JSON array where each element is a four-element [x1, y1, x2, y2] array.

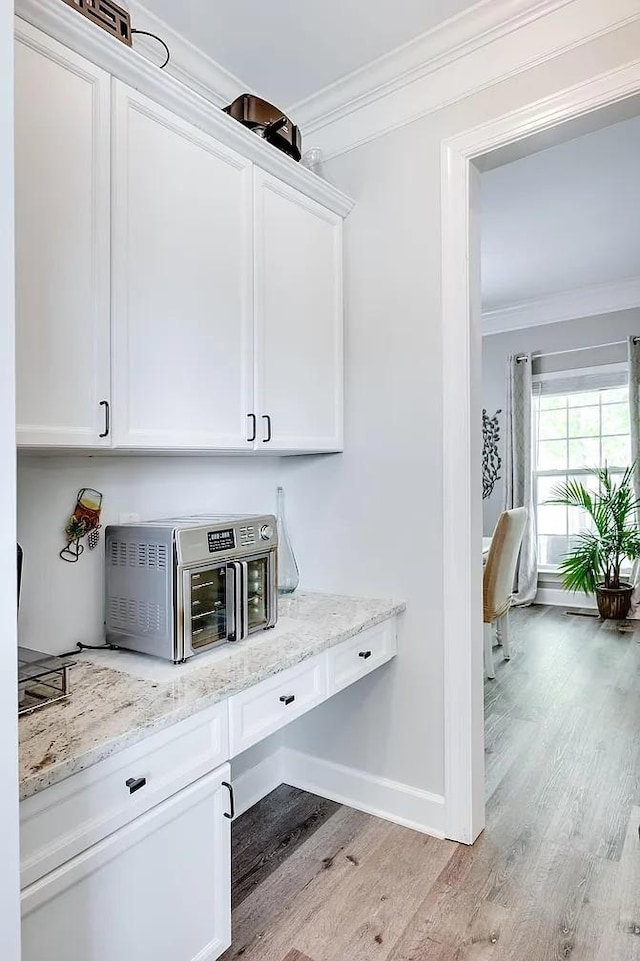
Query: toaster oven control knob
[[260, 524, 274, 541]]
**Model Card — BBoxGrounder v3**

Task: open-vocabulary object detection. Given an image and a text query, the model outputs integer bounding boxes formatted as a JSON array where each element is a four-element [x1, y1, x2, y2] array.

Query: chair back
[[483, 508, 527, 623]]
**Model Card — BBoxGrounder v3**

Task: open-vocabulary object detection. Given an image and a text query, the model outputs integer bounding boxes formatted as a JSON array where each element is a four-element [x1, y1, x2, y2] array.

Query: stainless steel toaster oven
[[105, 515, 278, 662]]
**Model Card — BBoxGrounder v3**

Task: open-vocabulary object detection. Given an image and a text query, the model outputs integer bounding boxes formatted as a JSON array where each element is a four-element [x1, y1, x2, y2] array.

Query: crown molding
[[289, 0, 572, 127], [18, 0, 249, 107], [14, 1, 354, 218], [125, 1, 250, 109], [481, 276, 640, 335], [289, 0, 640, 160]]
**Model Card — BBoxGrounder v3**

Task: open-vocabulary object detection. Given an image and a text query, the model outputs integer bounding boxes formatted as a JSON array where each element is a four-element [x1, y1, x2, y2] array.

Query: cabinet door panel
[[21, 766, 231, 961], [112, 82, 253, 449], [255, 171, 343, 452], [15, 24, 111, 447]]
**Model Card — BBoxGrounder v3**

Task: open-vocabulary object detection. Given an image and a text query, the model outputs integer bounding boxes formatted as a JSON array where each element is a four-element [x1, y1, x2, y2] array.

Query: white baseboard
[[281, 747, 445, 839], [535, 587, 596, 609], [231, 748, 285, 818]]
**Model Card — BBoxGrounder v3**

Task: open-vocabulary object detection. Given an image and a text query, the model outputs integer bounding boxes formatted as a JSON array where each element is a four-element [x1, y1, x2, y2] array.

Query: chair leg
[[495, 618, 502, 646], [499, 612, 511, 660], [484, 622, 495, 679]]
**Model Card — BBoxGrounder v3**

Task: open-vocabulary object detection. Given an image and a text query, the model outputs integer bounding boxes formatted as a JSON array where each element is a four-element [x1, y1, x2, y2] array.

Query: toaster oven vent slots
[[239, 526, 256, 546], [108, 597, 165, 635], [109, 540, 168, 570]]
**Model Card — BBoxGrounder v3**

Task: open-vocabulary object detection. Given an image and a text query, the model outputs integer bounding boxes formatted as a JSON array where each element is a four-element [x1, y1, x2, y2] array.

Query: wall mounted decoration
[[60, 0, 132, 46], [60, 488, 103, 562], [483, 409, 502, 500], [60, 0, 171, 68]]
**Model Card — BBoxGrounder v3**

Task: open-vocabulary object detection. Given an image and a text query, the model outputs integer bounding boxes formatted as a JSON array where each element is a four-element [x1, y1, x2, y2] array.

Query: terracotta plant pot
[[595, 582, 634, 620]]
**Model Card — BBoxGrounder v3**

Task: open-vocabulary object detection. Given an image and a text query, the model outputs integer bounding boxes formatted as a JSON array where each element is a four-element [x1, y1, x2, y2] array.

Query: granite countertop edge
[[20, 593, 406, 801]]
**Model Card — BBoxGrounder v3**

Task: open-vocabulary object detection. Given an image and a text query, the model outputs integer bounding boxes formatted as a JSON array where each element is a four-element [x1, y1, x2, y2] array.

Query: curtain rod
[[514, 336, 640, 364]]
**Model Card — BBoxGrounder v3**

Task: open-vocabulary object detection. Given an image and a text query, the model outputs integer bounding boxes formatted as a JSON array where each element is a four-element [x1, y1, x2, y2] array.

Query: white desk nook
[[18, 592, 403, 961]]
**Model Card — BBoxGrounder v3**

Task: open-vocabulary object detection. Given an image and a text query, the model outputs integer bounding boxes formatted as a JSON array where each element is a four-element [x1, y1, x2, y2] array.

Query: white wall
[[0, 0, 21, 955], [17, 455, 282, 654], [277, 17, 640, 818], [282, 125, 444, 797], [482, 308, 640, 535]]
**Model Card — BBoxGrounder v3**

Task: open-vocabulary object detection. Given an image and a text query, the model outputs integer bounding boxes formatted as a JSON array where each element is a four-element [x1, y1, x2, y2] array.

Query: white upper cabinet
[[14, 21, 349, 454], [111, 81, 254, 450], [15, 24, 111, 447], [254, 170, 344, 452]]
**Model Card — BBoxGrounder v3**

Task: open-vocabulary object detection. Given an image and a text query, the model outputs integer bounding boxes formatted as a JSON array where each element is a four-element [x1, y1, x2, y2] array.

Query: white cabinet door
[[15, 23, 111, 447], [21, 765, 231, 961], [254, 170, 343, 453], [112, 81, 253, 450]]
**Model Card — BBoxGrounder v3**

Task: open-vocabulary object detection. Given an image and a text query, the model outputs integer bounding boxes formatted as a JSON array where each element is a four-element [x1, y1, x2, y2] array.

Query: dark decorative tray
[[18, 648, 74, 716]]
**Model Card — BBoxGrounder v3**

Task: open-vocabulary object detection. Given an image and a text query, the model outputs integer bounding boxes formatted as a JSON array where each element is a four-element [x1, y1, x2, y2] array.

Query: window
[[535, 383, 631, 569]]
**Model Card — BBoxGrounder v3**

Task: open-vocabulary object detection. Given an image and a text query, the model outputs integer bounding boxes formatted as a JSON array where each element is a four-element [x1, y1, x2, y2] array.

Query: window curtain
[[503, 353, 538, 605], [628, 337, 640, 617]]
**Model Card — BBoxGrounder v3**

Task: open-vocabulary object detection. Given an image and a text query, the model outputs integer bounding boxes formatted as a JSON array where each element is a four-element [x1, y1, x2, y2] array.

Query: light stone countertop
[[19, 591, 405, 801]]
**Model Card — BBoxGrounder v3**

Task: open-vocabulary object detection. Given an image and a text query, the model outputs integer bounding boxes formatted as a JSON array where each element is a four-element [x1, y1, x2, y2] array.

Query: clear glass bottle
[[301, 147, 326, 180], [276, 486, 299, 594]]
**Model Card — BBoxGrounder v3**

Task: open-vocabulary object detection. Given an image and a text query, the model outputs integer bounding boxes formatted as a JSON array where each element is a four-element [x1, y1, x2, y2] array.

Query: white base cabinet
[[21, 765, 231, 961], [18, 618, 399, 960]]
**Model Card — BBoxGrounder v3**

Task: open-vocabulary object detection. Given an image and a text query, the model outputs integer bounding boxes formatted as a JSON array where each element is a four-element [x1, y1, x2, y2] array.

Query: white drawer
[[229, 654, 327, 756], [327, 620, 397, 695], [20, 700, 229, 888]]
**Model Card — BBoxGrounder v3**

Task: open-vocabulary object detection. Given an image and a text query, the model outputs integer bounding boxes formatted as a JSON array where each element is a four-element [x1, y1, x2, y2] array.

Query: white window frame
[[533, 362, 630, 574]]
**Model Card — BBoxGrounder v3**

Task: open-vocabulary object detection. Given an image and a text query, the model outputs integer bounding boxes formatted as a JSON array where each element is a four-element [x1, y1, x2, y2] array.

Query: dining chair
[[483, 507, 527, 679]]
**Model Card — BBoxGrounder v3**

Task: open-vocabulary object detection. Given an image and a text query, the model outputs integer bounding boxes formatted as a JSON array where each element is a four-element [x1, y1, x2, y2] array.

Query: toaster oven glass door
[[246, 556, 270, 632], [184, 563, 230, 652]]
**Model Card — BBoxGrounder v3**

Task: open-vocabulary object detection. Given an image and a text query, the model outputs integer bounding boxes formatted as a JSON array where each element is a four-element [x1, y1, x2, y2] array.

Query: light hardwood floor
[[223, 606, 640, 960]]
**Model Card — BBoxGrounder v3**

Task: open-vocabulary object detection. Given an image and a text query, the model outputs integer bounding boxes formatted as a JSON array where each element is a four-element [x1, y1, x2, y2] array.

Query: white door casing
[[15, 22, 111, 447], [111, 80, 254, 450], [0, 0, 20, 955], [441, 61, 640, 844]]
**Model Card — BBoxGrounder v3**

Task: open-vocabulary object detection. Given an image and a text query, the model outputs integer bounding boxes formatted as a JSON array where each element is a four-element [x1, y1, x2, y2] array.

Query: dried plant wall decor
[[482, 408, 501, 500]]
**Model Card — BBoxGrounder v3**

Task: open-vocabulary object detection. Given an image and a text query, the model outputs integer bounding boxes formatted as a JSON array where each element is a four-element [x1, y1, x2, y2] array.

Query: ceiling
[[481, 115, 640, 313], [134, 0, 481, 106]]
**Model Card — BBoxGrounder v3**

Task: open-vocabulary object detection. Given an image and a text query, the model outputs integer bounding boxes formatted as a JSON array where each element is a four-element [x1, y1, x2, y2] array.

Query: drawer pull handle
[[222, 780, 235, 819], [125, 776, 147, 795], [359, 651, 372, 660], [279, 694, 295, 706]]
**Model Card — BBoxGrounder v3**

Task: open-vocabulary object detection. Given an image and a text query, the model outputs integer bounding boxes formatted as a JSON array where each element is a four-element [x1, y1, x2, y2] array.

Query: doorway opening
[[479, 109, 640, 876], [441, 71, 640, 846]]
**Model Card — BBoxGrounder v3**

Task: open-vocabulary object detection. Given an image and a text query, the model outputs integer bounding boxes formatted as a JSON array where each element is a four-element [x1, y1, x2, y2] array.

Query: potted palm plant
[[547, 465, 640, 620]]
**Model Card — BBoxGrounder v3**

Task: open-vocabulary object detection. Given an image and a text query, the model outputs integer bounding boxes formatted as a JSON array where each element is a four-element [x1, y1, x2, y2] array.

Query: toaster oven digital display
[[207, 528, 236, 553]]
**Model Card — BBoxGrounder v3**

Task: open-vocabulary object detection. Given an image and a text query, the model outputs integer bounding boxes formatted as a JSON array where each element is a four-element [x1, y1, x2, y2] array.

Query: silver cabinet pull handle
[[247, 413, 257, 443], [262, 414, 272, 443], [279, 694, 295, 706], [359, 651, 372, 660]]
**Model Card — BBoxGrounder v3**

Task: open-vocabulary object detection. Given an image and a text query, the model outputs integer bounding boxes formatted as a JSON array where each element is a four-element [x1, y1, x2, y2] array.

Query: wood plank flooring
[[222, 606, 640, 961]]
